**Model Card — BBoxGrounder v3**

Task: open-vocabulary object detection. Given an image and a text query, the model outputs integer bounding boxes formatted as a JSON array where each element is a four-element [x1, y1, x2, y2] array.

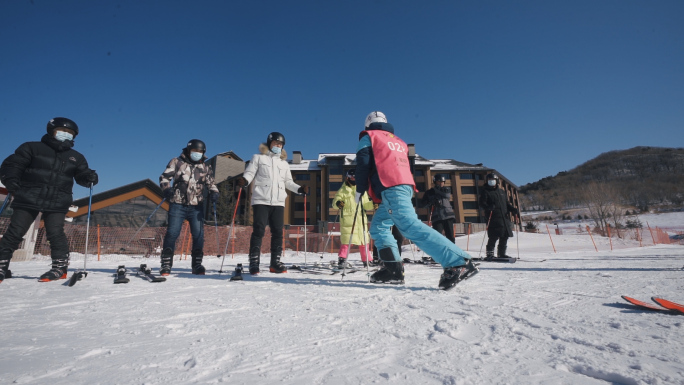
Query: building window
[[462, 201, 478, 210], [328, 158, 344, 175], [416, 182, 426, 192], [461, 186, 477, 195], [292, 218, 305, 225], [464, 216, 480, 223], [294, 174, 310, 181], [414, 169, 424, 176], [460, 173, 474, 180], [329, 182, 343, 191]]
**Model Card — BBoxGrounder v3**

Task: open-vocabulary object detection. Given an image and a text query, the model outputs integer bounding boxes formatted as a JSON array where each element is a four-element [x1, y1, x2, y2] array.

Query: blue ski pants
[[370, 185, 471, 268]]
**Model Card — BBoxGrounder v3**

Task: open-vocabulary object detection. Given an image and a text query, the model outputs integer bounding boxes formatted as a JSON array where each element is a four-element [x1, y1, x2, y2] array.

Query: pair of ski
[[289, 264, 360, 276], [114, 264, 166, 284], [621, 296, 684, 314]]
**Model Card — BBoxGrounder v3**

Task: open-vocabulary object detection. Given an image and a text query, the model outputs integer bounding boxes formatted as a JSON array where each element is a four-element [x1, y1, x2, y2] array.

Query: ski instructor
[[354, 111, 479, 290]]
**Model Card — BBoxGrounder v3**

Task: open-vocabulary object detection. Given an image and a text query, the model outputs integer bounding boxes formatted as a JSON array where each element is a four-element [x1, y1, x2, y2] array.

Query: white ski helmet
[[365, 111, 387, 128]]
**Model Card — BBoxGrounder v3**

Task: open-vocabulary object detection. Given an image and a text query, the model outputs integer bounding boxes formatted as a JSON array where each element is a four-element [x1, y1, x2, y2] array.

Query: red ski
[[651, 297, 684, 314], [621, 296, 670, 312]]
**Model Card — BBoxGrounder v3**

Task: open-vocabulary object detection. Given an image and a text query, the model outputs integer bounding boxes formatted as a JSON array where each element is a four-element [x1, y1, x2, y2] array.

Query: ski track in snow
[[1, 231, 684, 385]]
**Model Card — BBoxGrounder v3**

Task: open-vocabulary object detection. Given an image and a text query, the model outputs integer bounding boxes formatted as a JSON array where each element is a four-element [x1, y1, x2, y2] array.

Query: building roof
[[70, 179, 166, 217]]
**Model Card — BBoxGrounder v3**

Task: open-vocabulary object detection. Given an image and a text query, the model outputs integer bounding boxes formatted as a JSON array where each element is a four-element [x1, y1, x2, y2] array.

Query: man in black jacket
[[478, 173, 519, 260], [0, 117, 98, 282], [421, 175, 456, 243]]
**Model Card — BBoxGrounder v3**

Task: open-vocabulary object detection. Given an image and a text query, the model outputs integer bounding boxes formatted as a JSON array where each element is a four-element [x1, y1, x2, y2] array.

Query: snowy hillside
[[1, 217, 684, 384]]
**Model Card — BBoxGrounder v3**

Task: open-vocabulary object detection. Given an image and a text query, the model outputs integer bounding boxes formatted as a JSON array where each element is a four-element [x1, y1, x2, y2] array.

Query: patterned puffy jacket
[[159, 153, 218, 206]]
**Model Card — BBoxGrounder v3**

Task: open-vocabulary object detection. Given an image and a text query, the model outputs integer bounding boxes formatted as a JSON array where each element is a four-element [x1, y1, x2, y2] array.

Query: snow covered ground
[[2, 218, 684, 384]]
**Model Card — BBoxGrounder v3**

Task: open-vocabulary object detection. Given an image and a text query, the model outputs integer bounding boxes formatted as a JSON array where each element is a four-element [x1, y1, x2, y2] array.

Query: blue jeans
[[162, 203, 205, 252], [370, 185, 471, 268]]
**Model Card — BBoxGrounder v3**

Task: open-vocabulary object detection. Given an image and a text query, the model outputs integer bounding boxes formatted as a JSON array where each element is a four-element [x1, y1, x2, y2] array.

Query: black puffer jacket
[[0, 134, 93, 213], [421, 186, 456, 221], [479, 185, 517, 238]]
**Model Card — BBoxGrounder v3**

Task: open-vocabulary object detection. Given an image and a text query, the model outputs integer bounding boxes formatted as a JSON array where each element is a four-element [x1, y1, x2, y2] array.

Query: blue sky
[[2, 0, 683, 197]]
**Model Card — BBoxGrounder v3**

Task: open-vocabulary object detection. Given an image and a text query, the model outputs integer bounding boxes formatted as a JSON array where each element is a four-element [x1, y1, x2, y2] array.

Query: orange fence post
[[607, 224, 613, 251], [647, 222, 656, 245], [466, 223, 471, 251], [586, 225, 598, 252], [636, 227, 642, 247], [545, 224, 557, 253], [97, 224, 101, 261]]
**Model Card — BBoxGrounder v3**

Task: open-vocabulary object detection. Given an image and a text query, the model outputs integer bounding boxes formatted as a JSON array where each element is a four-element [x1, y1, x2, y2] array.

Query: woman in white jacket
[[238, 132, 308, 274]]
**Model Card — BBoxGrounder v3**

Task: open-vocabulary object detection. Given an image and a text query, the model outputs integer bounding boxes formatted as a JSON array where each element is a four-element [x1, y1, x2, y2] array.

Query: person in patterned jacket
[[158, 139, 219, 276]]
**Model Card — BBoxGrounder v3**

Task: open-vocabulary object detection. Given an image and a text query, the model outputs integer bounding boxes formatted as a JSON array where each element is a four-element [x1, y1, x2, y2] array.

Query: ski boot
[[0, 248, 13, 283], [160, 247, 174, 276], [38, 256, 69, 282], [269, 248, 287, 273], [484, 249, 495, 261], [248, 247, 261, 275], [498, 245, 513, 259], [369, 248, 404, 284], [191, 250, 206, 275], [230, 263, 244, 281], [438, 259, 479, 290]]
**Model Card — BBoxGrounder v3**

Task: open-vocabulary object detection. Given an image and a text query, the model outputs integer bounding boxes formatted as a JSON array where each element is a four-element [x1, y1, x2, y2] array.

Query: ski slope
[[1, 222, 683, 384]]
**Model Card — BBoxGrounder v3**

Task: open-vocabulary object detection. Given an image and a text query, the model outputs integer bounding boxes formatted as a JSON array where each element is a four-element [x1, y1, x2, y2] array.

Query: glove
[[336, 201, 345, 209], [236, 177, 247, 187], [85, 170, 98, 186], [510, 207, 519, 215], [4, 180, 20, 194], [298, 186, 309, 195], [355, 191, 362, 203], [210, 191, 219, 203], [373, 203, 379, 210], [163, 188, 174, 200]]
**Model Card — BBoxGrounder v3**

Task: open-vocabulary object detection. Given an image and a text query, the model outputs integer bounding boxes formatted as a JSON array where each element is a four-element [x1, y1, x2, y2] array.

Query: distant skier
[[0, 117, 98, 283], [159, 139, 219, 276], [355, 111, 478, 289], [478, 173, 519, 260], [332, 169, 375, 267], [237, 132, 308, 275], [421, 175, 456, 244]]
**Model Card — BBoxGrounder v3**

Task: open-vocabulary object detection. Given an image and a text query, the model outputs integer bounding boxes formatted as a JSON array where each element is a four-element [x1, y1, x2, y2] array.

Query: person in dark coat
[[420, 175, 456, 243], [478, 173, 519, 260], [0, 117, 98, 282]]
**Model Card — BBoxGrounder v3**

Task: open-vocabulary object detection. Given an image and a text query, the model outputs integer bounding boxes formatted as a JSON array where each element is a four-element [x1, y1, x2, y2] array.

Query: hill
[[519, 146, 684, 211]]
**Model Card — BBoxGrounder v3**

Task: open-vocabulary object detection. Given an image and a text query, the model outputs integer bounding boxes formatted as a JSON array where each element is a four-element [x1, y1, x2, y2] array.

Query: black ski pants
[[249, 205, 284, 255], [0, 208, 69, 258], [432, 218, 455, 243]]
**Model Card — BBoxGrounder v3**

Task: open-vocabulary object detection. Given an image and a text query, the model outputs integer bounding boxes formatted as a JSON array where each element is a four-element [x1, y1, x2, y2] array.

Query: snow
[[1, 214, 684, 384]]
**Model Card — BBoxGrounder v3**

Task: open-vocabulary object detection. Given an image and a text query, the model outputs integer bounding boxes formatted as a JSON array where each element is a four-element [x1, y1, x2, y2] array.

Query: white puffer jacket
[[243, 144, 301, 207]]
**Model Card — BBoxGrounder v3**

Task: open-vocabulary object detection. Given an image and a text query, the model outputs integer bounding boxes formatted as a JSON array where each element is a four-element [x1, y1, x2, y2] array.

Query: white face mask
[[190, 152, 203, 162], [271, 146, 282, 155], [487, 180, 497, 187], [54, 131, 73, 142]]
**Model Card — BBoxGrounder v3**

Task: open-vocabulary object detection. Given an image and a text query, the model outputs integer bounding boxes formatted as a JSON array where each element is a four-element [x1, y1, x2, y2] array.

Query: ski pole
[[359, 201, 370, 281], [68, 183, 93, 286], [515, 216, 520, 260], [304, 193, 308, 267], [213, 202, 221, 258], [219, 187, 242, 273], [417, 205, 435, 262], [0, 192, 12, 216], [341, 201, 361, 280], [121, 198, 166, 253], [477, 211, 493, 259]]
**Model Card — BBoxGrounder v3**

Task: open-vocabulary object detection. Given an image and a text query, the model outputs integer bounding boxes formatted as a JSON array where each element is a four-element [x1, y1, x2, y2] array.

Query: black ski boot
[[39, 256, 69, 282], [160, 247, 174, 276], [485, 249, 495, 261], [438, 259, 479, 290], [269, 248, 287, 273], [498, 245, 513, 259], [191, 250, 206, 275], [248, 247, 261, 275], [0, 248, 13, 283], [338, 257, 352, 269], [230, 263, 244, 281], [370, 248, 404, 284]]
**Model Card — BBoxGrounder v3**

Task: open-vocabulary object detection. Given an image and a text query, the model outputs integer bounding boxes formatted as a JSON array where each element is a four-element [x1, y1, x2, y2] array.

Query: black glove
[[85, 170, 99, 186], [210, 191, 219, 203], [163, 188, 174, 200], [510, 207, 519, 215], [336, 201, 345, 209], [4, 180, 20, 194], [298, 186, 309, 195], [236, 177, 247, 187]]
